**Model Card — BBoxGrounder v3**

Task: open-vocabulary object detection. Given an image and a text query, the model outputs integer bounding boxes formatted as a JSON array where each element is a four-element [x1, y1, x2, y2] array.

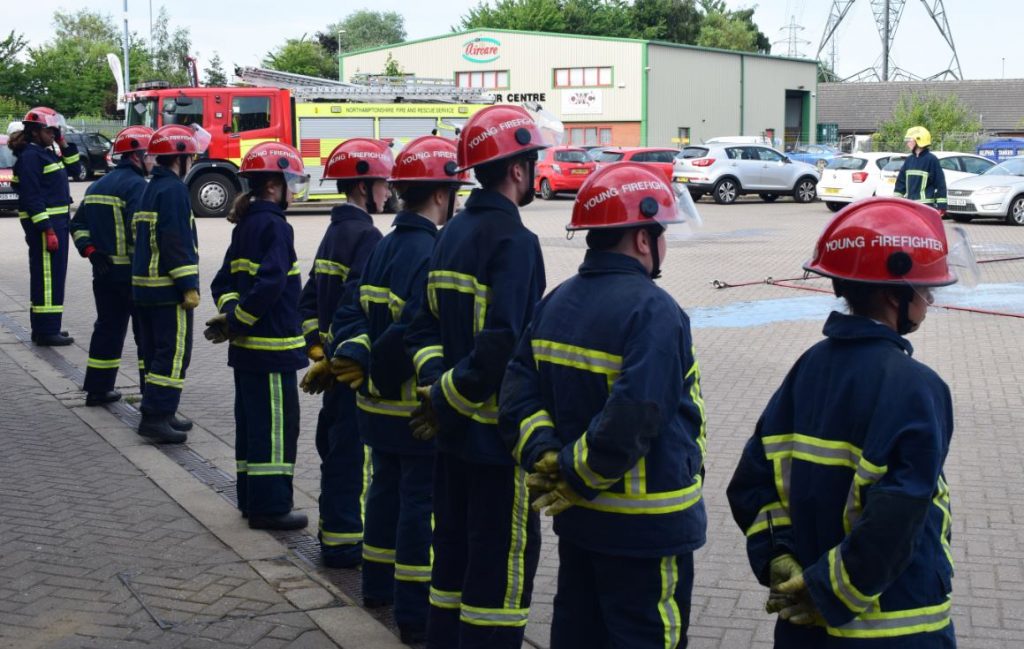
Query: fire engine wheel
[[190, 173, 236, 219]]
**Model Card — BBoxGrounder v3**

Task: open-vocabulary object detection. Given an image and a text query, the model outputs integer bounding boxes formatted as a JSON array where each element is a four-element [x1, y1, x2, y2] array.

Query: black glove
[[88, 250, 113, 277]]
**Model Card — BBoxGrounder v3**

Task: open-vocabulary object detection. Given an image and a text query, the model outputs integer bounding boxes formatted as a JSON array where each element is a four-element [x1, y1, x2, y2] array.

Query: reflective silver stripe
[[429, 587, 461, 610], [301, 318, 319, 335], [828, 600, 952, 638], [658, 556, 681, 649], [459, 604, 530, 627], [355, 393, 418, 417], [513, 410, 554, 463], [829, 546, 876, 613], [746, 502, 791, 537], [230, 336, 305, 351], [217, 292, 240, 311], [582, 480, 703, 514], [362, 544, 396, 564], [246, 463, 294, 476], [395, 563, 431, 582], [230, 258, 260, 275], [314, 258, 349, 278], [531, 339, 623, 377], [763, 436, 860, 467]]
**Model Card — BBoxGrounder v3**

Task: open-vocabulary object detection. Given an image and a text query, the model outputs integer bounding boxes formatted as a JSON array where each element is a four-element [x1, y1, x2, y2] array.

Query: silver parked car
[[673, 144, 821, 204], [946, 156, 1024, 225]]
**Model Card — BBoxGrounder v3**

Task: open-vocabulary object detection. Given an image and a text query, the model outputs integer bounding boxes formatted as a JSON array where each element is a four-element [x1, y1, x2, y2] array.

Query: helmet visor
[[285, 172, 310, 199], [944, 225, 979, 288], [524, 103, 564, 147], [190, 124, 212, 154], [665, 181, 703, 238]]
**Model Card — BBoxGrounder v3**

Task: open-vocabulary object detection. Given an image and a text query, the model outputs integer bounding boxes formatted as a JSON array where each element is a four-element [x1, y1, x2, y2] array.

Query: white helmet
[[6, 121, 23, 135]]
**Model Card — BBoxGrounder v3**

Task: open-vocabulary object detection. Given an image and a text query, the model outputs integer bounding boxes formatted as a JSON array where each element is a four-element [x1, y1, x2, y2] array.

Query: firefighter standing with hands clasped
[[728, 197, 975, 647], [298, 138, 388, 568], [403, 104, 557, 649], [206, 142, 311, 530], [500, 163, 707, 649], [894, 126, 947, 216], [131, 123, 210, 443], [9, 106, 82, 346], [330, 135, 470, 643], [71, 125, 154, 407]]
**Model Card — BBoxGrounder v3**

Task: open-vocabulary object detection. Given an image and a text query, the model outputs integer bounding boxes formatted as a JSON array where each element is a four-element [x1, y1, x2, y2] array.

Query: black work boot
[[86, 390, 122, 407], [33, 332, 74, 346], [248, 511, 308, 531], [138, 414, 187, 444], [169, 413, 193, 432], [399, 626, 427, 645]]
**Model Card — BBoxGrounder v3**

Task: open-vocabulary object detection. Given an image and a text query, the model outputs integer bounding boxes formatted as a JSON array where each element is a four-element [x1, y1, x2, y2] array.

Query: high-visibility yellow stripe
[[362, 544, 396, 564], [246, 462, 294, 476], [318, 518, 362, 546], [30, 211, 49, 224], [170, 305, 187, 380], [41, 232, 52, 307], [30, 306, 64, 314], [82, 195, 126, 208], [503, 467, 529, 610], [395, 563, 432, 583], [234, 305, 258, 326], [288, 261, 301, 276], [314, 258, 349, 278], [230, 335, 305, 351], [413, 345, 443, 377], [217, 292, 240, 311], [532, 339, 622, 391], [146, 373, 184, 389], [270, 373, 283, 465], [439, 369, 498, 425], [687, 348, 707, 458], [132, 275, 174, 287], [46, 205, 69, 215], [168, 264, 198, 279], [829, 546, 877, 614], [746, 502, 791, 537], [87, 358, 121, 370], [427, 270, 491, 334], [72, 230, 90, 242], [429, 587, 461, 610], [579, 475, 703, 515], [42, 161, 64, 174], [827, 599, 951, 638], [571, 434, 618, 490], [229, 258, 260, 275], [340, 333, 370, 351], [301, 318, 319, 336], [360, 284, 405, 321], [62, 153, 80, 165], [658, 556, 682, 649], [459, 604, 530, 628], [513, 410, 554, 464]]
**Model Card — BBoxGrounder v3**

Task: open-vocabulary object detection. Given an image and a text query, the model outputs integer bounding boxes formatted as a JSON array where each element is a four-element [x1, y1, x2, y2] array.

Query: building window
[[568, 126, 613, 146], [554, 66, 612, 88], [455, 70, 509, 89]]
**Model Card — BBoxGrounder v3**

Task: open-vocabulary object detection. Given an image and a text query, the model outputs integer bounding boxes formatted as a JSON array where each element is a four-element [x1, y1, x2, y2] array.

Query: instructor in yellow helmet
[[894, 126, 947, 216]]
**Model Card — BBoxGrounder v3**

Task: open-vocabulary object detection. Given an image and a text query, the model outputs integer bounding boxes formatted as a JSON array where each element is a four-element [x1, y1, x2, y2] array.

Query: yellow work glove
[[409, 385, 439, 441], [530, 478, 581, 516], [775, 574, 825, 626], [300, 360, 334, 395], [181, 288, 200, 311], [203, 313, 230, 344], [330, 357, 365, 389], [532, 450, 560, 478], [307, 344, 325, 362], [766, 554, 803, 614]]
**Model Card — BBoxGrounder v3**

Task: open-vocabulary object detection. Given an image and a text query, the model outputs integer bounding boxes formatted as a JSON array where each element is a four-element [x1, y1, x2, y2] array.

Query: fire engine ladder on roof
[[234, 67, 495, 105]]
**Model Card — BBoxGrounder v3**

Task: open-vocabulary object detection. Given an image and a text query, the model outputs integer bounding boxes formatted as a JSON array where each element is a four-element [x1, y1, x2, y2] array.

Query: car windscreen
[[825, 157, 868, 171], [597, 152, 624, 162], [555, 150, 589, 163], [986, 158, 1024, 176], [678, 147, 708, 159]]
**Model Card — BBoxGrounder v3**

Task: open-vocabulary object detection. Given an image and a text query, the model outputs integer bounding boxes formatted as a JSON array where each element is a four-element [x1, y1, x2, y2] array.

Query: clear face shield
[[906, 225, 979, 312], [660, 182, 704, 242], [190, 124, 212, 154], [285, 172, 311, 200], [524, 103, 565, 147]]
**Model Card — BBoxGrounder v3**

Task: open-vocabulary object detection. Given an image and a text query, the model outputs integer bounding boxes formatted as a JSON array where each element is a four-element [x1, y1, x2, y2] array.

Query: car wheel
[[713, 178, 739, 205], [74, 161, 90, 182], [1006, 195, 1024, 226], [689, 191, 703, 202], [952, 215, 973, 223], [825, 201, 844, 212], [759, 193, 779, 203], [189, 173, 237, 218], [540, 179, 554, 200], [793, 177, 817, 203]]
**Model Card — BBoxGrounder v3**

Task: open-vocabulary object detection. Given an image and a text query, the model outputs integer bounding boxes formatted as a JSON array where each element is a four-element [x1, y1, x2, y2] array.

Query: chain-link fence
[[840, 132, 988, 155]]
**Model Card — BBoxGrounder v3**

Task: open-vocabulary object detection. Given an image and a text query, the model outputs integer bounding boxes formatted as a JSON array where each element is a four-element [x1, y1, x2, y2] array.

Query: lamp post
[[337, 29, 345, 81]]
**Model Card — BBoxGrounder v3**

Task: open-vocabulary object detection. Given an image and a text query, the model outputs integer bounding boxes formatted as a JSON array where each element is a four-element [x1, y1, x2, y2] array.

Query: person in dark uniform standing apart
[[728, 198, 973, 647], [894, 126, 947, 216], [132, 124, 208, 444], [206, 142, 311, 530], [298, 138, 389, 567], [500, 163, 706, 649], [404, 104, 557, 649], [71, 125, 154, 406], [9, 106, 82, 346], [330, 135, 470, 643]]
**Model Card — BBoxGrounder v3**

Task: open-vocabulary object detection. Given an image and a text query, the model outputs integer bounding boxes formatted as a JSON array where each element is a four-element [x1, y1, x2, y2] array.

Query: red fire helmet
[[390, 136, 471, 184], [323, 138, 394, 181], [147, 124, 200, 156], [567, 163, 702, 232], [22, 106, 64, 129], [111, 126, 154, 156], [240, 141, 305, 176], [456, 104, 551, 171], [804, 197, 962, 286]]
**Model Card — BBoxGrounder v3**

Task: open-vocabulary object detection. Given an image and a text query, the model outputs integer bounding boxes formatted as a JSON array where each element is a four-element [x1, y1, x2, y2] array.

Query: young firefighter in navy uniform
[[298, 138, 390, 567], [206, 142, 311, 530], [132, 124, 207, 444], [71, 125, 153, 406], [500, 163, 707, 649], [894, 126, 947, 216], [9, 106, 82, 346], [330, 136, 470, 643], [728, 198, 971, 647], [403, 104, 556, 649]]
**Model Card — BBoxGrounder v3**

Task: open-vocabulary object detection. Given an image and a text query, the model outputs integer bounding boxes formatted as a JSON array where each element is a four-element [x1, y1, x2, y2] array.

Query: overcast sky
[[15, 0, 1023, 82]]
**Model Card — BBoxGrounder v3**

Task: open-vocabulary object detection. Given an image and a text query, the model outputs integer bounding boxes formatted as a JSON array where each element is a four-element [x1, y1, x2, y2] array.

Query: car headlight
[[974, 186, 1011, 196]]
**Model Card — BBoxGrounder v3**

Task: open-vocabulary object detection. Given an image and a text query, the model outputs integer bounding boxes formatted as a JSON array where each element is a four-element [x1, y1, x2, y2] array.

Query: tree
[[383, 53, 403, 77], [263, 38, 337, 79], [318, 11, 407, 55], [0, 31, 30, 102], [148, 7, 193, 87], [203, 52, 228, 86], [696, 1, 770, 53], [630, 0, 702, 43], [874, 93, 982, 151]]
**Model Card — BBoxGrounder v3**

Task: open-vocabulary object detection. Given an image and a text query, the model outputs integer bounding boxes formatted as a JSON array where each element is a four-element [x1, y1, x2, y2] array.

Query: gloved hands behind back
[[773, 573, 825, 627], [88, 250, 113, 277], [409, 385, 439, 440], [330, 357, 364, 389], [300, 360, 334, 395], [204, 314, 231, 344], [766, 553, 803, 614]]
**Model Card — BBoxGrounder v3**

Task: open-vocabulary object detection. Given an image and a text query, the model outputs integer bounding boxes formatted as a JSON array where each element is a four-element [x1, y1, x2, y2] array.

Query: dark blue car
[[786, 144, 839, 170]]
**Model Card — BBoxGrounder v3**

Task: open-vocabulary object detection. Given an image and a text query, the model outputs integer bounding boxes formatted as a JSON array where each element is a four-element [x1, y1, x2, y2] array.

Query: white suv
[[673, 144, 821, 204]]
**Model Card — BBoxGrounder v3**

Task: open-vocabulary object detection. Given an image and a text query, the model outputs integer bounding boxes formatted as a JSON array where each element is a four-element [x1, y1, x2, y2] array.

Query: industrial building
[[340, 28, 820, 148]]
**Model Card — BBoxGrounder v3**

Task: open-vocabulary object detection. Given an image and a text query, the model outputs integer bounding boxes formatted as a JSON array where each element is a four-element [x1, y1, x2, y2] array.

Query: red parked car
[[594, 147, 678, 184], [0, 135, 18, 212], [535, 146, 597, 199]]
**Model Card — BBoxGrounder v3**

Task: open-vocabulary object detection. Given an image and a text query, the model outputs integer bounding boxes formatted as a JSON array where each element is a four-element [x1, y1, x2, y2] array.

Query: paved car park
[[2, 182, 1024, 648]]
